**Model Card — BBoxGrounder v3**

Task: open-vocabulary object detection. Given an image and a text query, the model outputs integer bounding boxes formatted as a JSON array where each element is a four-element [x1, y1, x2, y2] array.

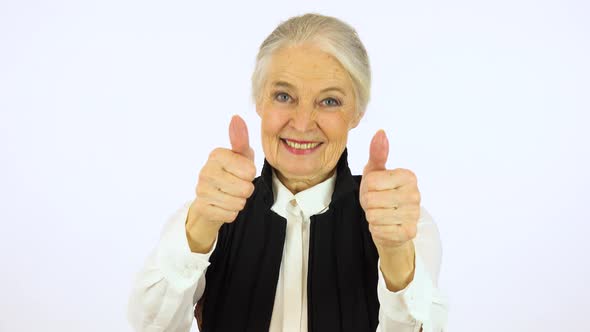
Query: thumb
[[363, 130, 389, 176], [229, 115, 255, 161]]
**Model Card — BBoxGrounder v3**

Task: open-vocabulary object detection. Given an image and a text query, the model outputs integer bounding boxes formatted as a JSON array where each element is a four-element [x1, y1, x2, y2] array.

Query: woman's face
[[256, 43, 362, 191]]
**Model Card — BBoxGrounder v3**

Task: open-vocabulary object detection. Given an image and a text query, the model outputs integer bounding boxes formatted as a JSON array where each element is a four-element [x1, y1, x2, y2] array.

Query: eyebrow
[[271, 80, 347, 96]]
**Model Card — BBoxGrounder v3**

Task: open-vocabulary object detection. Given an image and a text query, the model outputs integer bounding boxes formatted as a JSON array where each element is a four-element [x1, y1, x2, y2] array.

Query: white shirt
[[128, 170, 449, 331]]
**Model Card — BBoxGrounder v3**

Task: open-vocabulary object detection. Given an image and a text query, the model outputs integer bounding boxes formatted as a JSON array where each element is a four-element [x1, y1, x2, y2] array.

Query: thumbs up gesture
[[359, 130, 421, 251], [186, 115, 257, 253]]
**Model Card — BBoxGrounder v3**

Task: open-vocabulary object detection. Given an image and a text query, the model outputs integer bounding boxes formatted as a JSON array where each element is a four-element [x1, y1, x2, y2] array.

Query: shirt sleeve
[[127, 199, 218, 332], [376, 206, 450, 332]]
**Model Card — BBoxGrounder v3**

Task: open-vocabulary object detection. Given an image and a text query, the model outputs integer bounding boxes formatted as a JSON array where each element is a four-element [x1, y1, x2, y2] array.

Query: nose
[[289, 106, 317, 132]]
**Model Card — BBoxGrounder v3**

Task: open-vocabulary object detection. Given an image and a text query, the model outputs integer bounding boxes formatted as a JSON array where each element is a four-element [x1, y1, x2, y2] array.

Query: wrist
[[378, 241, 416, 292], [377, 240, 413, 259], [185, 213, 222, 254]]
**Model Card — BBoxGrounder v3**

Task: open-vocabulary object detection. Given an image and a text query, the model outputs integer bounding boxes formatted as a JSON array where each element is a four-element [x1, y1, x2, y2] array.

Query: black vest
[[195, 149, 380, 331]]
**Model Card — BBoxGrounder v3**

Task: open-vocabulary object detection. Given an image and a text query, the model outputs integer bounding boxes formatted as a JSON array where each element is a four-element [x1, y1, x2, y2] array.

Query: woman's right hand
[[186, 115, 256, 253]]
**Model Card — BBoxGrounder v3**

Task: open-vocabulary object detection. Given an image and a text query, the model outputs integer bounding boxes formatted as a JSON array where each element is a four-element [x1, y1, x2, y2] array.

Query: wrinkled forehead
[[264, 44, 353, 92]]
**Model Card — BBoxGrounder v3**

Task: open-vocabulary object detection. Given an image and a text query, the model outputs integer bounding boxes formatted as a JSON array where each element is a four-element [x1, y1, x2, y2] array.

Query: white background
[[1, 0, 588, 331]]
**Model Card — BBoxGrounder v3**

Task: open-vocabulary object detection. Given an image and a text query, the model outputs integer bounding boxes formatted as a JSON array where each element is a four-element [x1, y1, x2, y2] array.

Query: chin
[[277, 165, 318, 178]]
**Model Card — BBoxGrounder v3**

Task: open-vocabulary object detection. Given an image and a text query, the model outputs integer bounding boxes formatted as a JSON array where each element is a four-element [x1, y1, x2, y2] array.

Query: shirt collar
[[270, 169, 337, 220]]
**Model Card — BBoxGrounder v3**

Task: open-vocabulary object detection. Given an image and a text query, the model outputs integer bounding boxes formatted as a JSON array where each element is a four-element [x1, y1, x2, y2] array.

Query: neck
[[276, 168, 336, 194]]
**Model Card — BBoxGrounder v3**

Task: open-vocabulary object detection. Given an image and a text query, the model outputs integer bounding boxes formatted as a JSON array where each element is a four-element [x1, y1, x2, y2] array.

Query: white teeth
[[284, 140, 320, 150]]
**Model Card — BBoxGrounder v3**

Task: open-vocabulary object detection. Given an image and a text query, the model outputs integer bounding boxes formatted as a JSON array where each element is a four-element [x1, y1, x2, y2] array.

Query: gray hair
[[251, 13, 371, 115]]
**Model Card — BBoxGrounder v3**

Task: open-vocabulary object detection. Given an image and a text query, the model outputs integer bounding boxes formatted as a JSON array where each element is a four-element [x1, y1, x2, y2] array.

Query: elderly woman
[[128, 13, 448, 332]]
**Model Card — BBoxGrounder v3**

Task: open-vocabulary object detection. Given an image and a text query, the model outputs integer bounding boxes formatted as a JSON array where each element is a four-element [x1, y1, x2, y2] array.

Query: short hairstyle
[[251, 13, 371, 115]]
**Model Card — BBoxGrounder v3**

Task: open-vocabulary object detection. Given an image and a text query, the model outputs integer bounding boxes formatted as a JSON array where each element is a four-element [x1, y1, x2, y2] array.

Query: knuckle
[[392, 168, 404, 175], [365, 209, 375, 222], [195, 184, 207, 196], [368, 224, 378, 235], [197, 171, 209, 184], [246, 163, 257, 179], [210, 147, 225, 159], [239, 185, 249, 197], [222, 211, 237, 223], [405, 169, 418, 182], [237, 197, 247, 209], [360, 192, 369, 208], [231, 210, 240, 221], [395, 168, 415, 180], [209, 148, 221, 161], [245, 183, 255, 197]]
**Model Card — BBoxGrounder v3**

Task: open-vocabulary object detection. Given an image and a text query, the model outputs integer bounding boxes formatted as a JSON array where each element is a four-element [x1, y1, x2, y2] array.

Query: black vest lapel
[[307, 149, 380, 332]]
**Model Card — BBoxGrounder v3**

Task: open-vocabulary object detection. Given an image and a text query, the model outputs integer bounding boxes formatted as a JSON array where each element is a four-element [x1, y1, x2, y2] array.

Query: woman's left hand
[[359, 130, 421, 252], [359, 130, 421, 290]]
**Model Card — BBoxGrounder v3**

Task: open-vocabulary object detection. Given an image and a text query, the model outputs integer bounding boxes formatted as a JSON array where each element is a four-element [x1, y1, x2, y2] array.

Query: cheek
[[260, 108, 289, 143], [260, 109, 281, 133], [319, 114, 352, 143]]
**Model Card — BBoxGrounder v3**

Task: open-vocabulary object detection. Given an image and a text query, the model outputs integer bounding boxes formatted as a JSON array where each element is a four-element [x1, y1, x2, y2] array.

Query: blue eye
[[275, 92, 292, 103], [321, 97, 341, 107]]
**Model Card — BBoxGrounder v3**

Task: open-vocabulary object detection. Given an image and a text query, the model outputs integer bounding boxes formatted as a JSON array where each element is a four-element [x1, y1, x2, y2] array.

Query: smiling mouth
[[280, 138, 323, 150]]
